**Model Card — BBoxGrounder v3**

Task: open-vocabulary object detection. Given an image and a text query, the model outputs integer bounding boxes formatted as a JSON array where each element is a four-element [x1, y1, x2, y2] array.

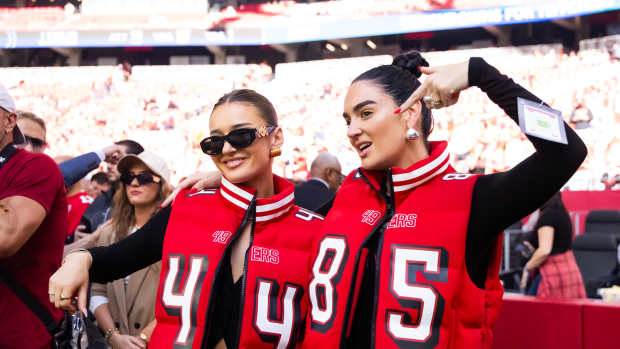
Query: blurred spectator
[[570, 103, 594, 129], [66, 192, 94, 243], [601, 172, 620, 190], [54, 155, 94, 241], [90, 152, 170, 348], [16, 110, 47, 153], [76, 140, 144, 234], [294, 152, 343, 215], [89, 172, 112, 199], [520, 192, 586, 299], [0, 84, 67, 348], [58, 142, 131, 189]]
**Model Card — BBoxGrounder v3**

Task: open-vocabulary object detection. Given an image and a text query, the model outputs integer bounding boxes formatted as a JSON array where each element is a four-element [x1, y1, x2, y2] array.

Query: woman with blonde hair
[[90, 151, 171, 349]]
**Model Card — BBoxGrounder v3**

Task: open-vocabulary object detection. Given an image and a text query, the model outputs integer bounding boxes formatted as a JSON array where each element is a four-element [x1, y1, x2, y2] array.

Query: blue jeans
[[527, 274, 542, 295]]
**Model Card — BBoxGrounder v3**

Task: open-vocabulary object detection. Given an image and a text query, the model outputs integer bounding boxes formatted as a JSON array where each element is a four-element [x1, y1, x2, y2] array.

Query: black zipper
[[338, 170, 394, 348], [370, 199, 395, 348], [234, 201, 257, 348], [199, 199, 256, 349]]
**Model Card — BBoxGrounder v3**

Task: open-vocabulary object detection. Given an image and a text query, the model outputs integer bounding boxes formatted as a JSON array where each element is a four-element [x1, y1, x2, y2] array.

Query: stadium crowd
[[3, 43, 619, 189], [0, 0, 544, 32]]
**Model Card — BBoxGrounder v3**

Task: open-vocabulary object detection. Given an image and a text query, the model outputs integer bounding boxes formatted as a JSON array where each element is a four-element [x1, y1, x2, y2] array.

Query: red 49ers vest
[[303, 141, 503, 349], [150, 175, 323, 349]]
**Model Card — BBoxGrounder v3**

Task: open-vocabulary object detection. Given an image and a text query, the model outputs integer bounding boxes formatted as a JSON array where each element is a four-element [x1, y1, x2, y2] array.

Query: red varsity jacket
[[150, 175, 323, 349], [303, 141, 503, 349]]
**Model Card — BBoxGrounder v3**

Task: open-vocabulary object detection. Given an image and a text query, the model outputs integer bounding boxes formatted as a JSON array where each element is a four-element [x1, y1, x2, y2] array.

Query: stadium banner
[[2, 0, 620, 48]]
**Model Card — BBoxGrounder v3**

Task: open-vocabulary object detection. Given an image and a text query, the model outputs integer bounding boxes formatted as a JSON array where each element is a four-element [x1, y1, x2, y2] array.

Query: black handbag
[[0, 267, 77, 348]]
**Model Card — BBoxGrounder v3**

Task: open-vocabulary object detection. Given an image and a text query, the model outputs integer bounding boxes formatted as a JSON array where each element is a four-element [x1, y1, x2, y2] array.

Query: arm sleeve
[[88, 206, 171, 283], [89, 280, 109, 313], [0, 154, 63, 213], [58, 152, 102, 188], [533, 210, 557, 231], [464, 57, 587, 287], [88, 295, 109, 313]]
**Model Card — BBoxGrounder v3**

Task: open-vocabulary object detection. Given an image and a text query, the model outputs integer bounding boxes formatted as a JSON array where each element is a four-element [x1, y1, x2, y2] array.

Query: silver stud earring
[[406, 128, 419, 140]]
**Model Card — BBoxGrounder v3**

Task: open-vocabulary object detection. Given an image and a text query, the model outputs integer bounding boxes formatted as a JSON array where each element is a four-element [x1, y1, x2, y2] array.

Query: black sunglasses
[[25, 135, 46, 149], [200, 125, 277, 156], [120, 172, 161, 186]]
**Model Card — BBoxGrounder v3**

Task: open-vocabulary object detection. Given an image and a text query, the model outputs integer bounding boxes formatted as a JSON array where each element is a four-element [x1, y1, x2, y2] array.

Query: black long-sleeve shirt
[[346, 58, 586, 348], [88, 57, 586, 346]]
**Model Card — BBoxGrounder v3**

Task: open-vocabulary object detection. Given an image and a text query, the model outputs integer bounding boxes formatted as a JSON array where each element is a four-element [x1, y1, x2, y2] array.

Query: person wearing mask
[[294, 152, 344, 215], [50, 89, 324, 349], [0, 86, 67, 348], [90, 152, 171, 349], [170, 51, 587, 348], [520, 192, 586, 299]]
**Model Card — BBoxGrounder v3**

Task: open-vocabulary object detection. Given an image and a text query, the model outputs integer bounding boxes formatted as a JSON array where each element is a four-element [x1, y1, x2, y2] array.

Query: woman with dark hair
[[520, 192, 585, 299], [298, 52, 586, 348], [165, 51, 587, 348], [49, 89, 324, 349]]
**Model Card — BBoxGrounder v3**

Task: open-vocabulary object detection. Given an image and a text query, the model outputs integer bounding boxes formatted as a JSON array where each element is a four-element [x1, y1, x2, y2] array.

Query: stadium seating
[[584, 210, 620, 236], [572, 233, 619, 297]]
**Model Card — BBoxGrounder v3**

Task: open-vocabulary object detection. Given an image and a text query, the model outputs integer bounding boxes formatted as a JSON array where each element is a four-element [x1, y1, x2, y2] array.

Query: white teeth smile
[[359, 143, 371, 151], [226, 159, 245, 168]]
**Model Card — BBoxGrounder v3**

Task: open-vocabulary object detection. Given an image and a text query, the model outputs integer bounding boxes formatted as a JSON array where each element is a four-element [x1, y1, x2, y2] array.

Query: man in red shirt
[[0, 84, 68, 348]]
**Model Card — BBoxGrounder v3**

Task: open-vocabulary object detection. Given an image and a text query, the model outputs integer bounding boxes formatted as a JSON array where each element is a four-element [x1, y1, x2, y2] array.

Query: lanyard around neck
[[0, 143, 17, 171]]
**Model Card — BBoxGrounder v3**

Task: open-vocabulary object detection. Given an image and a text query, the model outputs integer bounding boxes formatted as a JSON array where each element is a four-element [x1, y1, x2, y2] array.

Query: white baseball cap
[[0, 83, 25, 145], [117, 151, 171, 184]]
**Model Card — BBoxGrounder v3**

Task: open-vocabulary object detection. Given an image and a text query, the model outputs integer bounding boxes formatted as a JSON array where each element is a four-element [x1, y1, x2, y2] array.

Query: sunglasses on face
[[25, 135, 47, 149], [200, 125, 277, 156], [120, 172, 161, 186]]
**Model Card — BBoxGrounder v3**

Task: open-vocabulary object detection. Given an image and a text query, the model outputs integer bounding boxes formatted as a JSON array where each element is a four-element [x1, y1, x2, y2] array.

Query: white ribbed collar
[[391, 141, 451, 193], [219, 175, 295, 223]]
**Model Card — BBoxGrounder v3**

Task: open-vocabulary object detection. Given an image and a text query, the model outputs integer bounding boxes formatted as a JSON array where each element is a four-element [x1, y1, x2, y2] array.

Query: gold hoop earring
[[270, 148, 282, 158]]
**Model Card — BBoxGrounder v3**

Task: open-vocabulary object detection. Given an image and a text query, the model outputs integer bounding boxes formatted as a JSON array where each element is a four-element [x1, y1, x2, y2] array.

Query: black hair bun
[[392, 51, 429, 78]]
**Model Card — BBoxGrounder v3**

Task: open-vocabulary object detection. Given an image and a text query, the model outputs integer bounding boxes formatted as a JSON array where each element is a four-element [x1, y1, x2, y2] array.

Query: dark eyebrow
[[210, 122, 253, 135], [353, 100, 376, 112]]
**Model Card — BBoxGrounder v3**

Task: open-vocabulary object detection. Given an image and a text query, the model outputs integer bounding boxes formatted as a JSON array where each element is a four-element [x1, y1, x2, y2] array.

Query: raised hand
[[101, 144, 126, 165], [160, 171, 223, 208], [395, 61, 470, 114]]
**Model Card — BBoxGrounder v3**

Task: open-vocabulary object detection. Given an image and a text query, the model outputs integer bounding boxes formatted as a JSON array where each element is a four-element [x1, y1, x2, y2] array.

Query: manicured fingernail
[[393, 108, 401, 114], [158, 204, 163, 209], [190, 188, 197, 194]]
